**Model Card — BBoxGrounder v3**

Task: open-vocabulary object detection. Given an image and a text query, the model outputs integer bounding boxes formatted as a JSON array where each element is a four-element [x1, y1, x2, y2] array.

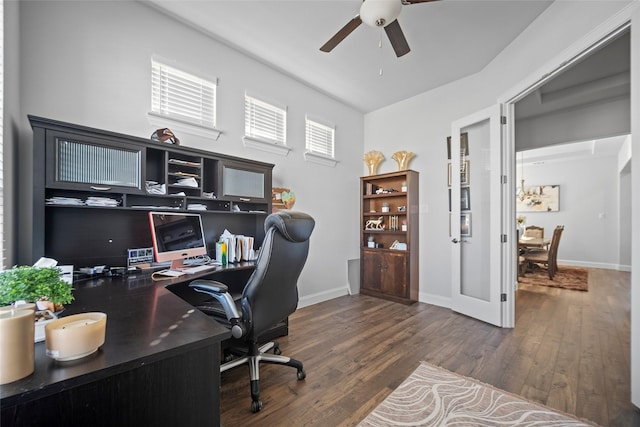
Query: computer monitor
[[148, 211, 207, 269]]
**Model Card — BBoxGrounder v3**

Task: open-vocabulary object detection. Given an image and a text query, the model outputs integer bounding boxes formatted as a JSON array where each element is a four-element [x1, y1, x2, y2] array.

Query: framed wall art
[[448, 186, 471, 212], [460, 213, 472, 237], [446, 133, 469, 160], [448, 161, 470, 186], [461, 187, 471, 211], [516, 184, 560, 212]]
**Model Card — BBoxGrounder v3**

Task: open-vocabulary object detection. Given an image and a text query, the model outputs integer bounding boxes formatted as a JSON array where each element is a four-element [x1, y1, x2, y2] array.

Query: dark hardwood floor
[[220, 268, 639, 426]]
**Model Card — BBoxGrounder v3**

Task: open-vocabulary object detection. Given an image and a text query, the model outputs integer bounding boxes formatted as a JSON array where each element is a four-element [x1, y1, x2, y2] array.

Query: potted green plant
[[0, 266, 74, 311]]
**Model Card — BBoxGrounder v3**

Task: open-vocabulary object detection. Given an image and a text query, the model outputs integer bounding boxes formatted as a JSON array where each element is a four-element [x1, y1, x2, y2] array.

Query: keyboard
[[180, 264, 218, 275]]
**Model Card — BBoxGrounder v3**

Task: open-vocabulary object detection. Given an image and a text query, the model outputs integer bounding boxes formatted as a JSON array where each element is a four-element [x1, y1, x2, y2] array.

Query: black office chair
[[189, 210, 315, 413]]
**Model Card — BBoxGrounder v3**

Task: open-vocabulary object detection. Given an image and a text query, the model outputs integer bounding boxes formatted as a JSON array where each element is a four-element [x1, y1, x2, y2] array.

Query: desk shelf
[[29, 115, 274, 270]]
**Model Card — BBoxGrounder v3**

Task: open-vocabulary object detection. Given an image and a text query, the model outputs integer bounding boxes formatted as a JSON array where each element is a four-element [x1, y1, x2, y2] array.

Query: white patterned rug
[[358, 362, 598, 426]]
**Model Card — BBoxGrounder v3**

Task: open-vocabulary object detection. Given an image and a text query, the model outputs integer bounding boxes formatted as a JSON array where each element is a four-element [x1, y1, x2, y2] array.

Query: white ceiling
[[520, 135, 628, 165], [515, 31, 630, 121], [145, 0, 553, 113]]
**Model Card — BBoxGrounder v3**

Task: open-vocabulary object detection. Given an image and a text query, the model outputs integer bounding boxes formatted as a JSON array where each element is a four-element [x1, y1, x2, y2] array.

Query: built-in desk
[[0, 264, 257, 427]]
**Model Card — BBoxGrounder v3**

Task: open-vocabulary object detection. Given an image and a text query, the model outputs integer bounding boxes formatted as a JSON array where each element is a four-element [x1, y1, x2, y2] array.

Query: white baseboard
[[419, 292, 451, 309], [298, 286, 349, 308], [559, 259, 631, 271]]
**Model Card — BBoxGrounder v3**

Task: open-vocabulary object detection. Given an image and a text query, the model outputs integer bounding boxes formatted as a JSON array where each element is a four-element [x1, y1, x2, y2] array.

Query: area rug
[[358, 362, 597, 426], [519, 265, 588, 292]]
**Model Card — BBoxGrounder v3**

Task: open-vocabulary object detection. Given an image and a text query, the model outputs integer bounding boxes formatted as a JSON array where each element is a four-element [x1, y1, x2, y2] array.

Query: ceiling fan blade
[[384, 19, 410, 57], [320, 16, 362, 52], [401, 0, 439, 4]]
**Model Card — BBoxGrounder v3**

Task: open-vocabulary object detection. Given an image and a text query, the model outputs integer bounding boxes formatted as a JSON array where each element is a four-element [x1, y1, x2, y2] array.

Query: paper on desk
[[219, 230, 256, 263]]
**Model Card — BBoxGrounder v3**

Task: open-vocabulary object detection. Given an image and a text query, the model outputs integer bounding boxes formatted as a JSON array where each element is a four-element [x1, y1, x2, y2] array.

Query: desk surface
[[0, 263, 255, 406]]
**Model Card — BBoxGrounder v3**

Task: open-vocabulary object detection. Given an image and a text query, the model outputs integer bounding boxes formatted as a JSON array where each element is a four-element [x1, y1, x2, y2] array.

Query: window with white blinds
[[244, 94, 287, 145], [151, 59, 217, 129], [305, 116, 335, 158]]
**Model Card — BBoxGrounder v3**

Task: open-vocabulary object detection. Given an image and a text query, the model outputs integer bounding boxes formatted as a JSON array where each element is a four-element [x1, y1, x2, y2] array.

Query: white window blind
[[305, 117, 335, 158], [151, 59, 217, 129], [244, 94, 286, 145]]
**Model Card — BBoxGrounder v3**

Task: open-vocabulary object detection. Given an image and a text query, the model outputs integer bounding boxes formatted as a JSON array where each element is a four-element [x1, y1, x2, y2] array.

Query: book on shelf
[[366, 183, 378, 195]]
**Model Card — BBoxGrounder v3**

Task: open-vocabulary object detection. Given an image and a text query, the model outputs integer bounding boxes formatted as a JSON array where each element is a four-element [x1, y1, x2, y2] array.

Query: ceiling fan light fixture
[[360, 0, 402, 28]]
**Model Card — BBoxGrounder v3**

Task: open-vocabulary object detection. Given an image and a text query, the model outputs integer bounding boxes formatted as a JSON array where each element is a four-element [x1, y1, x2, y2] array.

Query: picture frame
[[516, 184, 560, 212], [449, 213, 472, 237], [460, 213, 472, 237], [460, 160, 470, 185], [446, 132, 469, 160], [461, 187, 470, 211], [448, 186, 471, 212], [447, 161, 470, 186]]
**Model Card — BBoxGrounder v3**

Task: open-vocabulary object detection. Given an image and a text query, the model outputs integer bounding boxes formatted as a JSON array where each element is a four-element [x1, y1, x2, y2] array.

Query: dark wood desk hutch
[[10, 116, 280, 426], [360, 170, 419, 304], [28, 115, 273, 270]]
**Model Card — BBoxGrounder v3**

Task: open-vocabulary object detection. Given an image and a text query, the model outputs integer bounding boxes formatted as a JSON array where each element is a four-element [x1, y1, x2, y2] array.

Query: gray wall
[[13, 0, 364, 305], [3, 0, 20, 269], [516, 96, 630, 150], [620, 164, 632, 268], [517, 149, 626, 270]]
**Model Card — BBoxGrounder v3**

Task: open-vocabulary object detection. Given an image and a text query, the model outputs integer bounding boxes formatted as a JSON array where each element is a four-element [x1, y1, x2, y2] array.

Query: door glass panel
[[460, 120, 491, 301]]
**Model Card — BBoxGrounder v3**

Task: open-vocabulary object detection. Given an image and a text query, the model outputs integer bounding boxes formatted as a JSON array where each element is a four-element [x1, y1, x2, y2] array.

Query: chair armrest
[[189, 279, 246, 338], [190, 280, 229, 294]]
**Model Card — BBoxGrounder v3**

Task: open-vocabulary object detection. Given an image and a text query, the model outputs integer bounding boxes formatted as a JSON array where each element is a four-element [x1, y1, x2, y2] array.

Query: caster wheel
[[251, 400, 263, 413], [297, 369, 306, 380], [274, 347, 282, 355]]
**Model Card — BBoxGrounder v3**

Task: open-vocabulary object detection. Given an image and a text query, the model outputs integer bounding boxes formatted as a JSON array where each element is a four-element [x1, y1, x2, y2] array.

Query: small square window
[[151, 59, 217, 129], [305, 116, 335, 158], [244, 94, 287, 145]]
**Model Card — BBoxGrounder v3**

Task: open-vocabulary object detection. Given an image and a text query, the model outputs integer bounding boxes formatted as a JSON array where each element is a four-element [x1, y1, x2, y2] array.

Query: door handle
[[451, 238, 470, 244]]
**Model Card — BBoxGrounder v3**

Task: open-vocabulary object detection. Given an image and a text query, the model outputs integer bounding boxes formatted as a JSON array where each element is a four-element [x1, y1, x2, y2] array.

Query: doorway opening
[[513, 26, 630, 296], [501, 24, 631, 327]]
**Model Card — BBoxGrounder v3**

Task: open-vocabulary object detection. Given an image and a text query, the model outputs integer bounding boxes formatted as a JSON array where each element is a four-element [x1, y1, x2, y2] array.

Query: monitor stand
[[170, 258, 188, 270]]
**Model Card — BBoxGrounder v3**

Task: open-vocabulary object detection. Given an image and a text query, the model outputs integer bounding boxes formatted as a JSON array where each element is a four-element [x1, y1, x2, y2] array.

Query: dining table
[[518, 236, 551, 250]]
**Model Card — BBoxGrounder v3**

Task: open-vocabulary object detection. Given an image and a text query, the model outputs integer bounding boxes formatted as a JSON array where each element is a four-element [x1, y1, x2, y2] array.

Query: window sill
[[147, 112, 222, 141], [242, 136, 292, 156], [303, 151, 338, 167]]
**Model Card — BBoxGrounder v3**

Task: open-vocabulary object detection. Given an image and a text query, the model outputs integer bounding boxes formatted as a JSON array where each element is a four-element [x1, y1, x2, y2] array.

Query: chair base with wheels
[[221, 339, 306, 412]]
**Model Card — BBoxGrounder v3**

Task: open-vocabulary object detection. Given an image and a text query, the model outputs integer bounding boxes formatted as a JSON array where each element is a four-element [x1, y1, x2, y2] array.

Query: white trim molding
[[242, 135, 292, 156], [303, 151, 338, 167]]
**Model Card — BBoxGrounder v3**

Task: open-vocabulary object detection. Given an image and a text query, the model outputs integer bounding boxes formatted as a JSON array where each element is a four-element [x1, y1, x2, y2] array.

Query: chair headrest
[[265, 211, 315, 242]]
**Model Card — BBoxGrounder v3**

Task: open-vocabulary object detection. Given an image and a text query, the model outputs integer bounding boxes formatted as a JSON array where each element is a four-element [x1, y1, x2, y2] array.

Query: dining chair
[[523, 225, 544, 239], [523, 225, 548, 251], [523, 225, 564, 279]]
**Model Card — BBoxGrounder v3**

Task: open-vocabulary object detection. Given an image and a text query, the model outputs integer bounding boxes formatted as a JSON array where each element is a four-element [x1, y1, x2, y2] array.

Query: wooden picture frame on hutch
[[360, 170, 419, 304]]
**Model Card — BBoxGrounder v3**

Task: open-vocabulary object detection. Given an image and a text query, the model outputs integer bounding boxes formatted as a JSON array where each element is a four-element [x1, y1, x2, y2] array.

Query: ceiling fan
[[320, 0, 439, 58]]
